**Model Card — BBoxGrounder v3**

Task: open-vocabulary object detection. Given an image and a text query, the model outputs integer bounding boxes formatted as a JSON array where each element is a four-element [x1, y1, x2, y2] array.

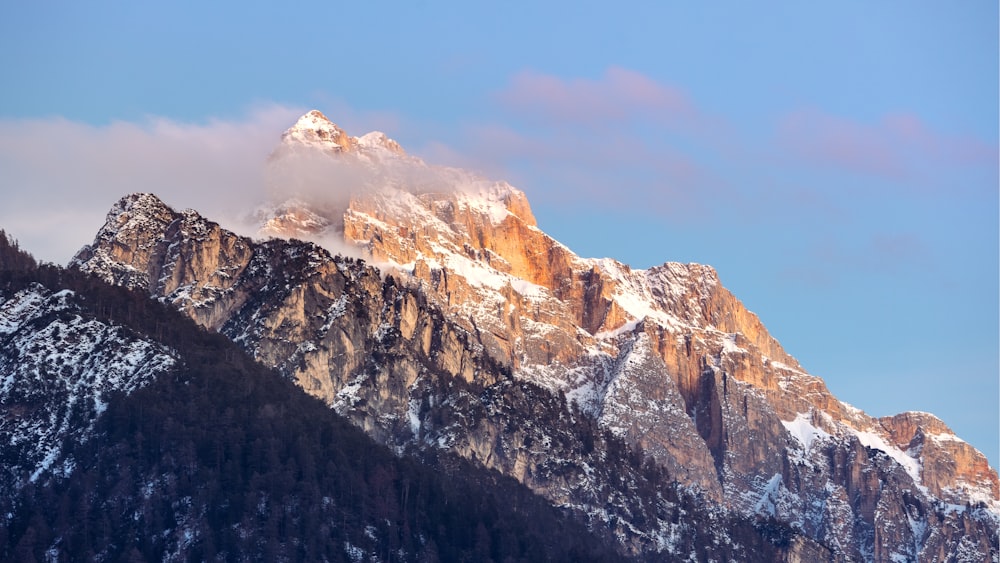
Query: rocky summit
[[69, 111, 998, 561]]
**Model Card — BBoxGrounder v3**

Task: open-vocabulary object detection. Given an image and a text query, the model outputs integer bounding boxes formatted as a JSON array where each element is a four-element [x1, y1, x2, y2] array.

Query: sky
[[0, 2, 996, 466]]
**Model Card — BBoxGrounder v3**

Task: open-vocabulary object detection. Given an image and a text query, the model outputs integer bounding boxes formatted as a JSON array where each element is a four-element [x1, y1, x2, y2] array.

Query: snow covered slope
[[0, 283, 176, 492]]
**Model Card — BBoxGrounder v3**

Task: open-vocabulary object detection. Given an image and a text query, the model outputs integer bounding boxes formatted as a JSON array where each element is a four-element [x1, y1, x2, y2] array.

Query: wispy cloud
[[0, 104, 307, 263], [426, 67, 997, 234], [776, 109, 998, 185], [496, 67, 699, 128]]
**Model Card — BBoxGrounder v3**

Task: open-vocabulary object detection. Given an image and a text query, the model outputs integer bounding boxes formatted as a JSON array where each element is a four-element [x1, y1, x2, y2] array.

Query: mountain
[[0, 232, 630, 562], [68, 110, 999, 561]]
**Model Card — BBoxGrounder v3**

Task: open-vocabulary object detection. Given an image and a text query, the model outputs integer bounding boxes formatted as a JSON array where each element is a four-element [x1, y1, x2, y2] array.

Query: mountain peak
[[301, 108, 330, 122], [281, 110, 356, 153], [293, 109, 336, 131], [278, 110, 408, 159], [110, 191, 170, 215], [82, 193, 174, 246]]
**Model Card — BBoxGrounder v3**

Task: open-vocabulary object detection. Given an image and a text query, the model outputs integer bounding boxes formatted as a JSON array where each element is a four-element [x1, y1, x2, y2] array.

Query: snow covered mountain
[[70, 110, 999, 561]]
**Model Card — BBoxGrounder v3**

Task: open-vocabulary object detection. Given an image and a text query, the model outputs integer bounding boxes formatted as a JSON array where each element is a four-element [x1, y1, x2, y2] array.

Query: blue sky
[[1, 2, 996, 465]]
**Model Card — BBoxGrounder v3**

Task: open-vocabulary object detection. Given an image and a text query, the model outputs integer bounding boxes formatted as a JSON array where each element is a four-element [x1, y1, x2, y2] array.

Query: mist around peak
[[266, 111, 489, 204], [248, 111, 529, 260], [0, 105, 307, 265]]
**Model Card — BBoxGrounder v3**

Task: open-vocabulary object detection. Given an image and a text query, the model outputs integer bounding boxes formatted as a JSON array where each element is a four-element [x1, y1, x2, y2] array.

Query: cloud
[[776, 109, 998, 184], [457, 68, 998, 232], [426, 68, 737, 220], [0, 104, 308, 263], [264, 144, 479, 212], [777, 110, 905, 178], [496, 67, 698, 128]]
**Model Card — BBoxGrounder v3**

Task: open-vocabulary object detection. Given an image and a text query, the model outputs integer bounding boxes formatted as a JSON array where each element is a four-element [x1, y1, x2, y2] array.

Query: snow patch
[[754, 474, 784, 516], [781, 412, 831, 453], [720, 333, 746, 355], [851, 428, 923, 488]]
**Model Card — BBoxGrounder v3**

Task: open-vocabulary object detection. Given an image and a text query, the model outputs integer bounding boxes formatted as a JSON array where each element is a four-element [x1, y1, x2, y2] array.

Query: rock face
[[71, 111, 1000, 562], [880, 411, 999, 506]]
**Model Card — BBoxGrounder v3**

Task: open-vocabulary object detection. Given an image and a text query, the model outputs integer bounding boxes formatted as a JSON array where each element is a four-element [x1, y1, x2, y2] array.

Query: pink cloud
[[777, 110, 906, 178], [496, 67, 698, 127], [777, 109, 998, 181]]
